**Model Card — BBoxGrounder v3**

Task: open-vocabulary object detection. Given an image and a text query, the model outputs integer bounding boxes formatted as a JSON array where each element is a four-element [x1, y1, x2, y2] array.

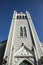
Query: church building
[[2, 11, 43, 65]]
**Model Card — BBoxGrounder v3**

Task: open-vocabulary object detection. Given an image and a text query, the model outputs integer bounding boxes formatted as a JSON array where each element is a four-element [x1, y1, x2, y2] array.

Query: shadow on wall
[[0, 40, 7, 65]]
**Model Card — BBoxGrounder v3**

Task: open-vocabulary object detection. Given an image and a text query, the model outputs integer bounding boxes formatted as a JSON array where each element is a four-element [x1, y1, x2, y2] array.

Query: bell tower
[[2, 11, 43, 65]]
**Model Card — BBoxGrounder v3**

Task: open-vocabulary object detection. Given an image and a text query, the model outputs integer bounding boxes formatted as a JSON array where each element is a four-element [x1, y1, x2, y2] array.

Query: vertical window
[[24, 27, 27, 37], [20, 26, 23, 36], [25, 16, 27, 19], [22, 16, 24, 19], [17, 15, 19, 19], [20, 16, 21, 19], [17, 15, 20, 19]]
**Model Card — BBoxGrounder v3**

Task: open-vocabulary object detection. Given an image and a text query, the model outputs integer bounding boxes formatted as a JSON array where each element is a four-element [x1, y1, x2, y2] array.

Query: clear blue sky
[[0, 0, 43, 42]]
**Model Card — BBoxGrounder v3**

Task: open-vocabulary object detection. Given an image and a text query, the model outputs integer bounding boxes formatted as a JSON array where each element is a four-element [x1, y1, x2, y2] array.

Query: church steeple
[[2, 11, 43, 65]]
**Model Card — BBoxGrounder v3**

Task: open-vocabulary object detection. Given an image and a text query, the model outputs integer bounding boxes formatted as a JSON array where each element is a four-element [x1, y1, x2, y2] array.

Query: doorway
[[19, 60, 32, 65]]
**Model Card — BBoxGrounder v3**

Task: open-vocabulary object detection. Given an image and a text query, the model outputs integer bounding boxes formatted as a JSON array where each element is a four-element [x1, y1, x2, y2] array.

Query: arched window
[[17, 15, 21, 19], [22, 16, 24, 19], [25, 16, 27, 19], [20, 16, 21, 19], [17, 15, 19, 19], [24, 27, 27, 37], [20, 26, 23, 36], [19, 60, 32, 65]]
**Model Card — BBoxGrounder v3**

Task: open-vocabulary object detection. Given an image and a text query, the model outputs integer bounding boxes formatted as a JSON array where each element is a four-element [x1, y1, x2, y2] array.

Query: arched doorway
[[19, 60, 32, 65]]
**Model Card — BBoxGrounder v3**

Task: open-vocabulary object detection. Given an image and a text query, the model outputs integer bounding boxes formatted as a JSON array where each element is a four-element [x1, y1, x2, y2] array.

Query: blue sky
[[0, 0, 43, 42]]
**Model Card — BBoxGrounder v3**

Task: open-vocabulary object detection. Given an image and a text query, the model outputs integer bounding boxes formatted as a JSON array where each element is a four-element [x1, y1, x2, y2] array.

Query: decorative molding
[[14, 45, 34, 58]]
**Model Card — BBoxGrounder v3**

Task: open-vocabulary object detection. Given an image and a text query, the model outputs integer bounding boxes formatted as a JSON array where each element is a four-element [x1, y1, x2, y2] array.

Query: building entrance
[[19, 60, 32, 65]]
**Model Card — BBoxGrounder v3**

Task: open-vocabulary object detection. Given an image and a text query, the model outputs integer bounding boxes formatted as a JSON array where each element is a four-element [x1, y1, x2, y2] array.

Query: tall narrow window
[[25, 16, 27, 19], [20, 16, 21, 19], [17, 15, 19, 19], [24, 27, 27, 37], [17, 15, 20, 19], [20, 26, 23, 36], [22, 16, 24, 19]]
